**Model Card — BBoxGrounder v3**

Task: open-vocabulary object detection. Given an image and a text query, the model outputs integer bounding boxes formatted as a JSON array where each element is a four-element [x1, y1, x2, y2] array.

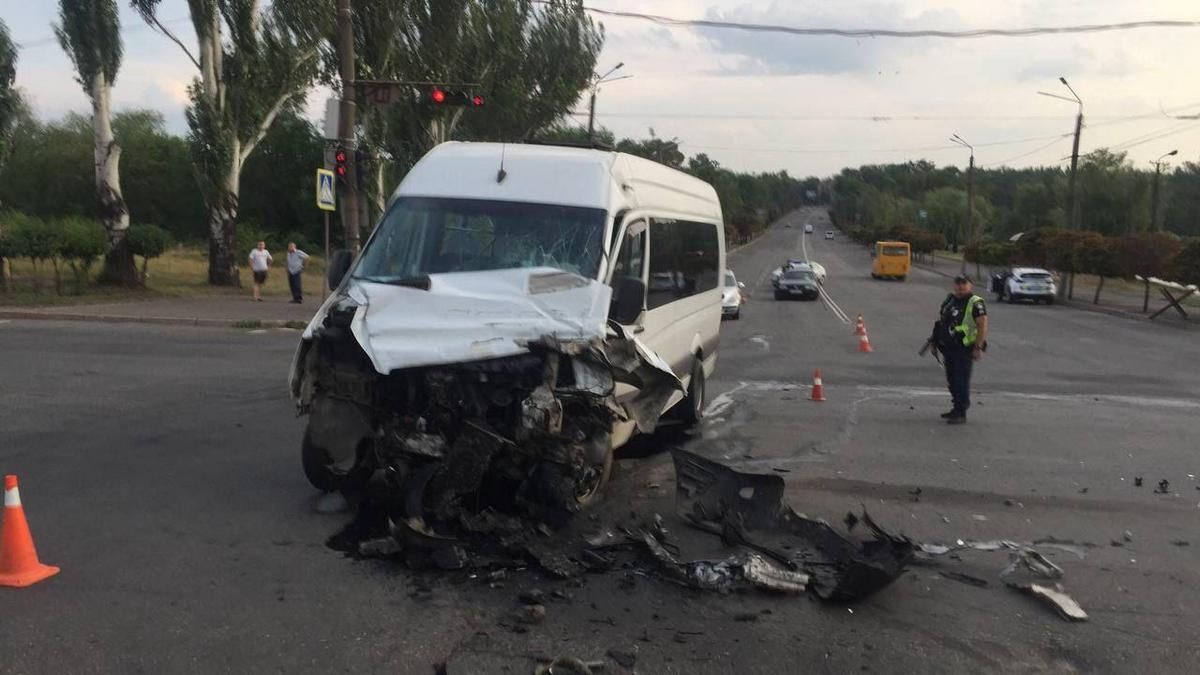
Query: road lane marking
[[708, 379, 1200, 411], [800, 218, 852, 324], [749, 335, 770, 351]]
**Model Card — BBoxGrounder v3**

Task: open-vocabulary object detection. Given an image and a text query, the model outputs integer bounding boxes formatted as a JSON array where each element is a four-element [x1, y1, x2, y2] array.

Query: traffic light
[[428, 87, 484, 107], [334, 145, 348, 184]]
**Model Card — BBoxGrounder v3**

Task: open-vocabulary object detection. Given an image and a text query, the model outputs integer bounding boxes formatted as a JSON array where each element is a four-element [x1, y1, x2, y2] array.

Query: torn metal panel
[[1010, 582, 1089, 622], [920, 540, 1064, 580], [344, 269, 611, 374], [743, 554, 809, 593], [670, 449, 914, 602]]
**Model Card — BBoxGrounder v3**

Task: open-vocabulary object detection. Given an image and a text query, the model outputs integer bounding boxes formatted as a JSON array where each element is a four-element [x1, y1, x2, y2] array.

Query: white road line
[[709, 379, 1200, 411], [799, 219, 851, 324]]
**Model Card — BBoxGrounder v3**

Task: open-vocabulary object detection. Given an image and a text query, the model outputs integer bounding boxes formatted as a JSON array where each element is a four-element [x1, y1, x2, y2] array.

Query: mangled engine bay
[[291, 279, 682, 543]]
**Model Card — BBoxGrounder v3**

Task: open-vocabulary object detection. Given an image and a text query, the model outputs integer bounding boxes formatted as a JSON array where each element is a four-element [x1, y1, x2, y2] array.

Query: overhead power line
[[550, 3, 1200, 39]]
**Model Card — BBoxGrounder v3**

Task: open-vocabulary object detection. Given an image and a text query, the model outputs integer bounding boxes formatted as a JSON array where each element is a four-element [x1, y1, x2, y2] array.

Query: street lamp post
[[950, 134, 975, 276], [587, 62, 631, 144], [1150, 150, 1178, 232], [1038, 77, 1083, 299]]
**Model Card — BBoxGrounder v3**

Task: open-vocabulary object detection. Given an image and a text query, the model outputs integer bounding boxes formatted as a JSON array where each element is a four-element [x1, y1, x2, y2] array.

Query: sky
[[5, 0, 1200, 178]]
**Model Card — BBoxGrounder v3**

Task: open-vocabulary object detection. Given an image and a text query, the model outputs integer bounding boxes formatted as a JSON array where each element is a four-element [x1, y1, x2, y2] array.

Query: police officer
[[937, 274, 988, 424]]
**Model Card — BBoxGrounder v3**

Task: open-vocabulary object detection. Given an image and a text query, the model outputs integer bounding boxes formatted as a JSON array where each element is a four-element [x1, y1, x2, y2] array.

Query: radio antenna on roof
[[496, 143, 508, 183]]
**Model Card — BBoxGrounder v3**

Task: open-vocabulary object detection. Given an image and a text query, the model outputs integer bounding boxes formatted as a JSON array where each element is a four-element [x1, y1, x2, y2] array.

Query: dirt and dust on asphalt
[[307, 208, 1149, 674], [5, 208, 1200, 674]]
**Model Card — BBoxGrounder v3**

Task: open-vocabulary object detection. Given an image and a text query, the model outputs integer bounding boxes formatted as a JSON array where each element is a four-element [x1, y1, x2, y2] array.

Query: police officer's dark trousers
[[943, 345, 973, 412]]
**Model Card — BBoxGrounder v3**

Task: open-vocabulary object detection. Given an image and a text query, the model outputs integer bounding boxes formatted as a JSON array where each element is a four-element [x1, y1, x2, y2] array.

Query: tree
[[1078, 149, 1151, 235], [55, 0, 138, 284], [126, 222, 170, 283], [1114, 232, 1182, 312], [352, 0, 603, 214], [1074, 232, 1118, 304], [0, 20, 21, 285], [1163, 161, 1200, 237], [133, 0, 331, 286], [56, 215, 107, 293], [0, 19, 20, 167], [238, 110, 325, 247], [1168, 239, 1200, 286], [616, 129, 685, 169]]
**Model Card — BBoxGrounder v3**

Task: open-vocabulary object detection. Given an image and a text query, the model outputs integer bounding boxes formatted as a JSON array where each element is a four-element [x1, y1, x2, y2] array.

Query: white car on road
[[771, 260, 826, 286], [722, 270, 745, 320], [804, 223, 814, 234], [995, 267, 1057, 304], [824, 230, 835, 240]]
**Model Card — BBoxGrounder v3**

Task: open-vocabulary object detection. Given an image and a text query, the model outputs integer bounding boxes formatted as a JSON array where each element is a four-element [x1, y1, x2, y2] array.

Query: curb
[[0, 309, 302, 330], [910, 265, 1192, 327]]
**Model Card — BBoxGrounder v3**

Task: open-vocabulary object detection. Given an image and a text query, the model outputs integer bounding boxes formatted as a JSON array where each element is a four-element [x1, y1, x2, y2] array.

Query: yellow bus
[[871, 241, 911, 280]]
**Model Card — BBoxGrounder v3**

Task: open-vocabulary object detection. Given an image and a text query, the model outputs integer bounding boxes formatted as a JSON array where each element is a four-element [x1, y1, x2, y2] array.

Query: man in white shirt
[[286, 242, 310, 304], [247, 241, 272, 302]]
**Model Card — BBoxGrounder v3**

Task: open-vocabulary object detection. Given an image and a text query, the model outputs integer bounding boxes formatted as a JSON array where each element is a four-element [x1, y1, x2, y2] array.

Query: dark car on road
[[774, 268, 820, 300]]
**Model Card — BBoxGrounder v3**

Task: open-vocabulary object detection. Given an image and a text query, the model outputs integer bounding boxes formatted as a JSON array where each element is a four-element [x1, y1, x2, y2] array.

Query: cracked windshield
[[355, 198, 606, 281], [4, 1, 1200, 673]]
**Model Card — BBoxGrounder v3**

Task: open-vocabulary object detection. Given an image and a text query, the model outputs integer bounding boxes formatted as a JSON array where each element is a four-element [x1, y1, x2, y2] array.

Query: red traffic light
[[431, 88, 446, 104], [472, 94, 484, 106], [334, 149, 347, 163]]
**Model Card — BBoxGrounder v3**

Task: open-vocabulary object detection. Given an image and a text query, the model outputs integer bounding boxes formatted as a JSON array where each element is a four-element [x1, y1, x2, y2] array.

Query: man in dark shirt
[[937, 275, 989, 424]]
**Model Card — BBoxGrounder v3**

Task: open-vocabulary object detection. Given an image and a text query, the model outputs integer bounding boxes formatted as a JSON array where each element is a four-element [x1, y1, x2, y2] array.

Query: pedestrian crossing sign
[[316, 168, 336, 212]]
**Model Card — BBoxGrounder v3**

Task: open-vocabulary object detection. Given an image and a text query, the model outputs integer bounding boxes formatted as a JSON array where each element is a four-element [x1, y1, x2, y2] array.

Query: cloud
[[696, 2, 967, 75]]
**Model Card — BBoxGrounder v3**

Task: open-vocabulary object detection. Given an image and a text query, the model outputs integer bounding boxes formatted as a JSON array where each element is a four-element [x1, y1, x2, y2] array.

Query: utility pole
[[1039, 77, 1082, 300], [586, 62, 629, 145], [1150, 150, 1178, 231], [950, 135, 974, 276], [336, 0, 361, 252], [586, 89, 597, 143]]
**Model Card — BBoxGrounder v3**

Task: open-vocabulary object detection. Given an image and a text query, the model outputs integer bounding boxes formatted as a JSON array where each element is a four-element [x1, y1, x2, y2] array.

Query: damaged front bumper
[[289, 270, 682, 536]]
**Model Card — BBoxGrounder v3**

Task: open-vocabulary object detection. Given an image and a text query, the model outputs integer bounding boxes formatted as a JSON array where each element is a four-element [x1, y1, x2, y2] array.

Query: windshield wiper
[[352, 274, 431, 290]]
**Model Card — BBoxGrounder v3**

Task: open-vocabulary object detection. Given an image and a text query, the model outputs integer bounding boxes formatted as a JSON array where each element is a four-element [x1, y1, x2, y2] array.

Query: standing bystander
[[248, 241, 272, 302], [286, 242, 310, 304]]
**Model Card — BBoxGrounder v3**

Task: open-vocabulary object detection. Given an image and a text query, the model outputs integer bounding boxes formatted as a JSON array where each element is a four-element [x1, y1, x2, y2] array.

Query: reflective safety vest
[[954, 295, 983, 347]]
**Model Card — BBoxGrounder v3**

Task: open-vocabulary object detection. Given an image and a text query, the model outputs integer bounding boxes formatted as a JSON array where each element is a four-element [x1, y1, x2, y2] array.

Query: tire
[[679, 358, 706, 427], [301, 428, 339, 492], [732, 309, 740, 320], [574, 439, 614, 509], [1007, 293, 1017, 304], [898, 276, 907, 282], [1045, 296, 1055, 305], [871, 273, 879, 280], [775, 291, 785, 300]]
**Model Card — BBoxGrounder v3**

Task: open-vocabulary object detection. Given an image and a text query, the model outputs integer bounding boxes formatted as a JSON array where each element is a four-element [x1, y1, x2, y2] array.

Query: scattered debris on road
[[667, 449, 913, 601], [1009, 582, 1089, 622], [1155, 479, 1171, 494], [940, 571, 989, 588]]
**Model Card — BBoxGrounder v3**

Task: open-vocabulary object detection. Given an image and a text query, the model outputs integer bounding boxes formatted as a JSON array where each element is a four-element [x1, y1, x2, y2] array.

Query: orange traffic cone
[[810, 369, 826, 401], [0, 475, 60, 588], [858, 332, 874, 353], [854, 314, 866, 336]]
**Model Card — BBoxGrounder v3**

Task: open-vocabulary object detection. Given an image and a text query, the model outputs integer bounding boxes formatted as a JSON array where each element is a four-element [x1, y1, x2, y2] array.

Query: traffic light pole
[[336, 0, 361, 253]]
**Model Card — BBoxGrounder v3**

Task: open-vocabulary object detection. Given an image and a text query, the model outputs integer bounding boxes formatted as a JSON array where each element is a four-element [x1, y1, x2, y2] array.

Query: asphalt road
[[2, 208, 1199, 674]]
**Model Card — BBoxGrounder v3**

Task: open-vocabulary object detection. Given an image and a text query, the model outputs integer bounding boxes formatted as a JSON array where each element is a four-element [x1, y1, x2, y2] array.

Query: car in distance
[[825, 230, 835, 240], [774, 268, 820, 300], [993, 267, 1057, 304], [804, 223, 814, 234], [722, 270, 745, 319], [771, 259, 812, 287], [870, 240, 911, 280]]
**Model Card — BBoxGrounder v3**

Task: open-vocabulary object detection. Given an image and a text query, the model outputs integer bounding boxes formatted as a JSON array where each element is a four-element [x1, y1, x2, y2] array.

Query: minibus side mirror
[[328, 249, 353, 290], [610, 277, 646, 326]]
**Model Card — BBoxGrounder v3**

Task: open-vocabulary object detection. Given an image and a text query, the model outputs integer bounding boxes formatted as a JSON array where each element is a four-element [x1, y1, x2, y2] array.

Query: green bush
[[1169, 239, 1200, 286], [280, 231, 319, 256], [57, 217, 107, 293], [234, 221, 268, 261], [127, 223, 172, 282], [9, 213, 57, 292]]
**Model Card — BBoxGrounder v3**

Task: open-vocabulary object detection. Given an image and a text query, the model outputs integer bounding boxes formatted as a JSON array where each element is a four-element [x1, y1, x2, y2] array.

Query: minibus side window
[[646, 219, 719, 310]]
